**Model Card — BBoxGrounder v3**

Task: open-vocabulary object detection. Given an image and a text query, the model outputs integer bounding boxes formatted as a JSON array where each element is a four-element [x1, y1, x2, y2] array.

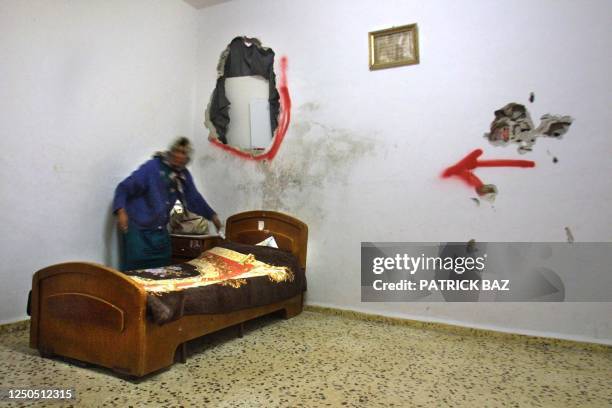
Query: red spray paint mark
[[441, 149, 535, 194], [210, 56, 291, 161]]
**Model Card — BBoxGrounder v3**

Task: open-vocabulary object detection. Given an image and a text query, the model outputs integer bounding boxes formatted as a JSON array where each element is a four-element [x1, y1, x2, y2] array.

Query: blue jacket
[[113, 158, 216, 229]]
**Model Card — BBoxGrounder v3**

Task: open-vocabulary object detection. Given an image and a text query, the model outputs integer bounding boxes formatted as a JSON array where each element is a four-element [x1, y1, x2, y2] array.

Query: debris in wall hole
[[565, 227, 575, 243], [484, 102, 573, 153], [470, 197, 480, 206], [485, 103, 534, 149], [476, 184, 498, 202], [539, 114, 573, 138], [529, 92, 535, 103]]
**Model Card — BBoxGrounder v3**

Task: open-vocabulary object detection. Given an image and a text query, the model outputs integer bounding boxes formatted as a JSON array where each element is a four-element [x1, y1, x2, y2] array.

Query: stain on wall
[[198, 102, 377, 223], [243, 113, 377, 215]]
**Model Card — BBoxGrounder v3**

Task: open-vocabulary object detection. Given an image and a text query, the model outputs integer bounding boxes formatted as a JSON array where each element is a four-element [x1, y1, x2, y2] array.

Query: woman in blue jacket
[[113, 137, 221, 270]]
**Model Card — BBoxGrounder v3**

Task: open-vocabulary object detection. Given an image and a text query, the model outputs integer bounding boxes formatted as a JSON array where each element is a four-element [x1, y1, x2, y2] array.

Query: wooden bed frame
[[29, 211, 308, 378]]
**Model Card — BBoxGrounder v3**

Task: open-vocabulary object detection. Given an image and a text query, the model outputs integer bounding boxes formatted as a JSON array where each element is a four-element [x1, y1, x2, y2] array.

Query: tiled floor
[[1, 311, 611, 407]]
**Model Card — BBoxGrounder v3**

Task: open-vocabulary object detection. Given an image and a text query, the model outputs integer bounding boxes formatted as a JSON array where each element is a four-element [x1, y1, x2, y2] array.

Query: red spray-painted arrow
[[441, 149, 535, 195]]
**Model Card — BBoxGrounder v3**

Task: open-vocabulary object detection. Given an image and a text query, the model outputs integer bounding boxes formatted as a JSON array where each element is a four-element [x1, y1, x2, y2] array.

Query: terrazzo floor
[[1, 311, 611, 407]]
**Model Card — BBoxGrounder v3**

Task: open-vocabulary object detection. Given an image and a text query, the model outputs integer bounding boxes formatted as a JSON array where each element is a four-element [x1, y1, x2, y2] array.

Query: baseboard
[[6, 308, 609, 353], [0, 319, 29, 334], [304, 304, 612, 353]]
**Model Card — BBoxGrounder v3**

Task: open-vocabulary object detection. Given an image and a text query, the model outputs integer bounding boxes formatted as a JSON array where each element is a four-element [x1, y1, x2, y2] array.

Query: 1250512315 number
[[2, 388, 75, 400]]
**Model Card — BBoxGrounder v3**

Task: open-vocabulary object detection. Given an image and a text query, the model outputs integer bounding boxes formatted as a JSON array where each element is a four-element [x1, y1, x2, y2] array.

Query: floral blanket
[[125, 246, 294, 293], [121, 241, 305, 324]]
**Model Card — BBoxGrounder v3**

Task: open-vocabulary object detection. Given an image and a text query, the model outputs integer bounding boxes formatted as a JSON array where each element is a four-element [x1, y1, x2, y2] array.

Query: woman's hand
[[117, 208, 129, 233], [211, 214, 225, 239], [212, 214, 222, 231]]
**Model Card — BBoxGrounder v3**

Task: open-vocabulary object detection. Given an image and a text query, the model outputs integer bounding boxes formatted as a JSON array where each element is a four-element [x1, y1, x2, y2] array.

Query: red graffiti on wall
[[210, 56, 291, 161], [441, 149, 535, 194]]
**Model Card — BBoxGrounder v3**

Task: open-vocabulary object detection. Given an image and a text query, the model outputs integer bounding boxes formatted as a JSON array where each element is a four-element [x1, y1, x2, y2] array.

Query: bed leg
[[114, 371, 142, 382], [278, 294, 304, 319], [39, 348, 55, 359], [238, 322, 244, 338], [282, 303, 302, 319], [176, 294, 188, 364], [178, 342, 187, 364]]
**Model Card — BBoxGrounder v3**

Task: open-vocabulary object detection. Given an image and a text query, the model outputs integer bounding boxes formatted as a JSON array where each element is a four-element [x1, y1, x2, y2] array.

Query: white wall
[[193, 0, 612, 343], [1, 0, 609, 344], [0, 0, 199, 323]]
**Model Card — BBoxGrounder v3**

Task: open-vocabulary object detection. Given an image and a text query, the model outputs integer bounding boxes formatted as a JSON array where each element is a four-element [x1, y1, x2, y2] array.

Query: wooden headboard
[[225, 211, 308, 269]]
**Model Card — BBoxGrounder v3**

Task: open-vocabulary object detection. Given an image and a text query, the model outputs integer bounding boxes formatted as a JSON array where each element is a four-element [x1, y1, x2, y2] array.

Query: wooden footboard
[[30, 262, 148, 376]]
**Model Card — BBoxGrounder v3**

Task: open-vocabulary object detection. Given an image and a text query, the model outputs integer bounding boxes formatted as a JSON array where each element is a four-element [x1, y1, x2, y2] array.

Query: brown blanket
[[124, 241, 306, 324]]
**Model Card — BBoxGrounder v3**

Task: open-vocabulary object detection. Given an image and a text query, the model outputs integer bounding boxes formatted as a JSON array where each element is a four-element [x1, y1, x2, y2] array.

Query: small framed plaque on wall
[[368, 23, 419, 70]]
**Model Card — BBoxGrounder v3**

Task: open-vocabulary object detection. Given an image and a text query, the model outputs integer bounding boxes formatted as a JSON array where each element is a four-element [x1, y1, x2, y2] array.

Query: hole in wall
[[205, 36, 290, 160]]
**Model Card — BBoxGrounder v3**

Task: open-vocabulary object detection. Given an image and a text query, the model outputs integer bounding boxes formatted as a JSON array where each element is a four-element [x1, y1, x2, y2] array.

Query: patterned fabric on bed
[[124, 246, 294, 293], [121, 241, 305, 324]]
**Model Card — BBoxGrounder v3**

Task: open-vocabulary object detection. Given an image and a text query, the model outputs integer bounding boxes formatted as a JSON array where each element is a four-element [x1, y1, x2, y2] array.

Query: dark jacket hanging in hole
[[209, 37, 280, 144]]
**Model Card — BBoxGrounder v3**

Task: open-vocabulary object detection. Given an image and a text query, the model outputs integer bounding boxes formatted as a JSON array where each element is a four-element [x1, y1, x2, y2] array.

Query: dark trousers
[[121, 223, 171, 271]]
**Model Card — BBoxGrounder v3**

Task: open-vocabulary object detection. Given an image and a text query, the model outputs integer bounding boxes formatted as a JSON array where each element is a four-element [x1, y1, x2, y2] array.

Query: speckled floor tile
[[1, 313, 611, 407]]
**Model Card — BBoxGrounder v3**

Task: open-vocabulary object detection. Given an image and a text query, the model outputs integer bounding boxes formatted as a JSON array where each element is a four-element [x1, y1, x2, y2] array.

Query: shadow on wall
[[103, 203, 121, 268]]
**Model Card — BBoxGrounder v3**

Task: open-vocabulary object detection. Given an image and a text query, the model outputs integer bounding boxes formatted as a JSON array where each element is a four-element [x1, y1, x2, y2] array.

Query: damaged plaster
[[565, 227, 575, 243], [476, 184, 498, 202], [484, 102, 573, 153]]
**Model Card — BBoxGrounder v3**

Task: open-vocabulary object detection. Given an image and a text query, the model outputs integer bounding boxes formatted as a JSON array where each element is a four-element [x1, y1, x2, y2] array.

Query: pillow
[[256, 236, 279, 248]]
